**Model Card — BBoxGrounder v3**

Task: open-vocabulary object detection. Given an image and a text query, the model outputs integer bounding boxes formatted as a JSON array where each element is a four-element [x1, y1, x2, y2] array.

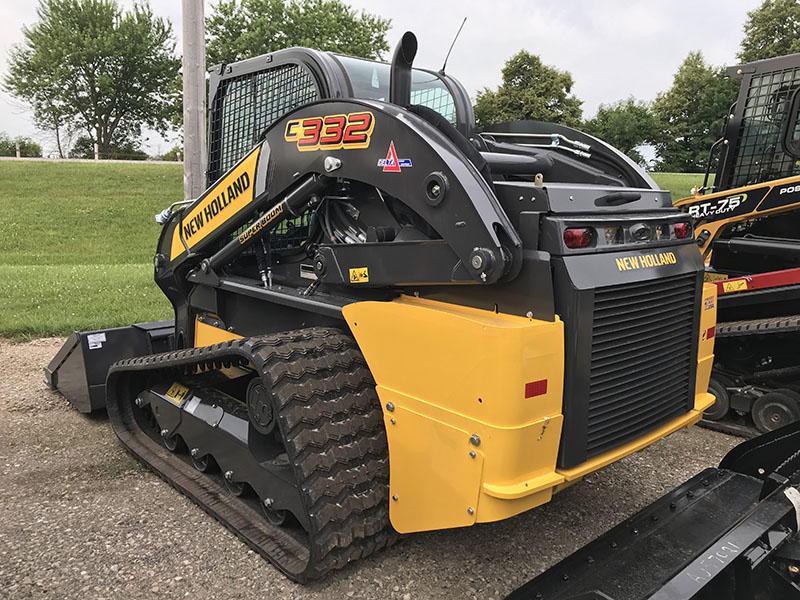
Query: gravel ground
[[0, 338, 740, 600]]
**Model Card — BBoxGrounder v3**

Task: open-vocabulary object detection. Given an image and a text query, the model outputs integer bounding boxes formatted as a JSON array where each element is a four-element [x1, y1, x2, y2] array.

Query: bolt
[[610, 541, 618, 548], [200, 261, 208, 273], [191, 448, 199, 457], [470, 434, 481, 447], [469, 450, 476, 459], [392, 495, 398, 502], [315, 260, 324, 271], [430, 183, 441, 197], [323, 156, 342, 172], [467, 507, 474, 515], [480, 272, 487, 282], [135, 397, 143, 407], [385, 402, 395, 412], [160, 429, 169, 438], [264, 498, 273, 508], [526, 311, 534, 319], [390, 418, 396, 425], [471, 254, 483, 269], [789, 565, 800, 574], [225, 470, 233, 480]]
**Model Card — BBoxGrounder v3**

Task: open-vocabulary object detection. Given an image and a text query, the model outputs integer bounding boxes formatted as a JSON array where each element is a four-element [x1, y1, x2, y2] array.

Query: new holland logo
[[377, 141, 412, 172]]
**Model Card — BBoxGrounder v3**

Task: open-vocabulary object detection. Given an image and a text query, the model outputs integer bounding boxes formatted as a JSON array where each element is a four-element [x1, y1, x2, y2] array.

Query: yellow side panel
[[343, 296, 565, 533], [194, 319, 243, 348], [171, 147, 261, 260], [696, 283, 718, 398], [384, 402, 484, 531]]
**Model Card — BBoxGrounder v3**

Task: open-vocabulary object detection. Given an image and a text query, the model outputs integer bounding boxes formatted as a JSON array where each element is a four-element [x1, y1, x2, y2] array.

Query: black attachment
[[506, 421, 800, 600], [389, 32, 417, 107], [45, 321, 174, 412]]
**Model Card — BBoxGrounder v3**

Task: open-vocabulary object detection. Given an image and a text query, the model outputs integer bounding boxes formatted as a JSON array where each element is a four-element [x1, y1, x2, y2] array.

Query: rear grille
[[586, 273, 698, 456]]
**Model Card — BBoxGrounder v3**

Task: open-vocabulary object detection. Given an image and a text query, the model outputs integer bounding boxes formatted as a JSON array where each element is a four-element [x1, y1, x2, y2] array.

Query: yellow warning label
[[349, 267, 369, 284], [704, 272, 729, 282], [722, 279, 748, 293], [165, 382, 190, 404]]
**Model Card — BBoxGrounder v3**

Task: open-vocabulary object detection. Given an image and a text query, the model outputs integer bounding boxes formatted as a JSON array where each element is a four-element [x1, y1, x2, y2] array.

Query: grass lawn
[[0, 160, 706, 338], [0, 161, 178, 338], [650, 172, 711, 200]]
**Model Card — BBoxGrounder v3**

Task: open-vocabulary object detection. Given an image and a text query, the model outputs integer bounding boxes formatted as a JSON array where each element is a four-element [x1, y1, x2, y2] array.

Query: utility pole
[[182, 0, 206, 201]]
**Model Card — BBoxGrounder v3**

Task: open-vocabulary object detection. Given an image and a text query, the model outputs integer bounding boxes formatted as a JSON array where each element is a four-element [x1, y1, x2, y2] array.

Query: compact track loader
[[675, 53, 800, 435], [48, 33, 717, 582]]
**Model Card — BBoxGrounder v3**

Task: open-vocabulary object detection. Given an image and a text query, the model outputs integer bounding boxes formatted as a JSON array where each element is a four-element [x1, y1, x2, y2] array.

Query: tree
[[158, 145, 183, 162], [652, 52, 739, 172], [206, 0, 391, 65], [68, 134, 148, 160], [473, 51, 583, 129], [739, 0, 800, 63], [0, 132, 42, 157], [4, 0, 180, 157], [583, 98, 659, 166]]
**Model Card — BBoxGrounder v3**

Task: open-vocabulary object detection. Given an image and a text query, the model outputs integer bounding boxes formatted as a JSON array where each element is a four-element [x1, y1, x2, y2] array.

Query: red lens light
[[563, 228, 593, 249], [674, 222, 692, 239], [707, 326, 716, 339]]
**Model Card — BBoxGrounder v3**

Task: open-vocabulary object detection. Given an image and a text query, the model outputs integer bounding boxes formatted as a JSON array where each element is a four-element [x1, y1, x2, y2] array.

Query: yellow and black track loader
[[676, 52, 800, 436], [48, 33, 719, 583]]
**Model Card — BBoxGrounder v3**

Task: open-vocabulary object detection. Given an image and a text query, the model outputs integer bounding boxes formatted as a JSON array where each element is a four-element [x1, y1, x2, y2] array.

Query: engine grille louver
[[585, 273, 698, 457]]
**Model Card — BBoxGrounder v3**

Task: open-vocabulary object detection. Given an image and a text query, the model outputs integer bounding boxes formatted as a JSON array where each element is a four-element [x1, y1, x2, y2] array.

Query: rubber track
[[717, 315, 800, 338], [105, 327, 396, 582]]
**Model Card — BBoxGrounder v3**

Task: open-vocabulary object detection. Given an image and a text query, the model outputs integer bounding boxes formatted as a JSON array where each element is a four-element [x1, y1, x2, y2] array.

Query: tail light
[[564, 227, 594, 249], [674, 222, 693, 239]]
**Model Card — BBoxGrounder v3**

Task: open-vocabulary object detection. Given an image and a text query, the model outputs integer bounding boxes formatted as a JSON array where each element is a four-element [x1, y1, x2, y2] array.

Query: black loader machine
[[675, 52, 800, 436], [48, 33, 720, 582]]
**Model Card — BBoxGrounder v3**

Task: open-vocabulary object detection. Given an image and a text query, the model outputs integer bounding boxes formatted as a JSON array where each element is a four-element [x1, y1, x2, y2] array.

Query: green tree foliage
[[69, 135, 148, 160], [206, 0, 391, 65], [0, 132, 42, 157], [473, 51, 583, 129], [739, 0, 800, 63], [4, 0, 180, 157], [158, 145, 183, 162], [583, 98, 659, 166], [652, 52, 738, 172]]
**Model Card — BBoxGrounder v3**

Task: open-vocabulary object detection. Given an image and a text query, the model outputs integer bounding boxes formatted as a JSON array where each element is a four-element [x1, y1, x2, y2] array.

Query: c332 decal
[[284, 111, 374, 152]]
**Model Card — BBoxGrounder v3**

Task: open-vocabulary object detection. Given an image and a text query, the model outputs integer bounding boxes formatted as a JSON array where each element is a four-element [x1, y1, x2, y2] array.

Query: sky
[[0, 0, 761, 157]]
